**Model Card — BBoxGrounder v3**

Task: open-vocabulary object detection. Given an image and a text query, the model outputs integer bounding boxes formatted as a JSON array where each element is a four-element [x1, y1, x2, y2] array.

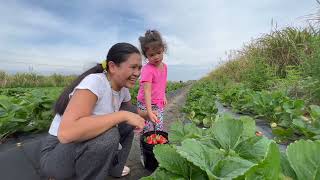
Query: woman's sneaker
[[140, 155, 145, 167], [121, 166, 130, 177]]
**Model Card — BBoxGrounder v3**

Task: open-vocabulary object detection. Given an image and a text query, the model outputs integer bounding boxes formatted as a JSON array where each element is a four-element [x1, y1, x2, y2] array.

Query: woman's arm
[[58, 89, 144, 144], [121, 101, 149, 120]]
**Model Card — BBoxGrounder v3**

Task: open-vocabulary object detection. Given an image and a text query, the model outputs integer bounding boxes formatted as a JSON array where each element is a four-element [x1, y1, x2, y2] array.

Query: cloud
[[129, 0, 317, 65], [0, 0, 318, 78], [0, 1, 122, 68]]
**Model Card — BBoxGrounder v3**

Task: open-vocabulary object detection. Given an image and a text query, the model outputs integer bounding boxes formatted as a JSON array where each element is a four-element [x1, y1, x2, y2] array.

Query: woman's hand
[[124, 112, 145, 130], [137, 108, 148, 119]]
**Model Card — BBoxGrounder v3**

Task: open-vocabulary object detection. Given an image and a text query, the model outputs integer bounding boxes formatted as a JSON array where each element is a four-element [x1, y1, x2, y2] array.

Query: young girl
[[40, 43, 147, 179], [137, 30, 168, 133]]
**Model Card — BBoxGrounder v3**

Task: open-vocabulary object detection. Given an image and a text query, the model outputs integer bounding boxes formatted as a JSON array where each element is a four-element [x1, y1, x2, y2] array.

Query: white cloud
[[132, 0, 317, 66], [0, 0, 318, 79]]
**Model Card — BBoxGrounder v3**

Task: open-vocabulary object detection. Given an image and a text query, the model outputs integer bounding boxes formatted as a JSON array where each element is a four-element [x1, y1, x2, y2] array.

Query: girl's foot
[[121, 166, 130, 177]]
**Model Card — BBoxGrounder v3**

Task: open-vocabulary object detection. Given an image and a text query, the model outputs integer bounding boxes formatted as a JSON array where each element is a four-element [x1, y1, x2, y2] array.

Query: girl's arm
[[143, 82, 158, 123], [164, 95, 167, 107], [58, 89, 144, 144]]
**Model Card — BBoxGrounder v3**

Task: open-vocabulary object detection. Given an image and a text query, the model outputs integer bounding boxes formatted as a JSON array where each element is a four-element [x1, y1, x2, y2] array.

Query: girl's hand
[[124, 112, 145, 130], [148, 111, 158, 124], [163, 97, 167, 107]]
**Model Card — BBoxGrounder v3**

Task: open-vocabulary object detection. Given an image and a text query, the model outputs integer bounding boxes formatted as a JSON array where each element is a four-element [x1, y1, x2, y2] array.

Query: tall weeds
[[207, 24, 320, 105], [0, 71, 76, 88]]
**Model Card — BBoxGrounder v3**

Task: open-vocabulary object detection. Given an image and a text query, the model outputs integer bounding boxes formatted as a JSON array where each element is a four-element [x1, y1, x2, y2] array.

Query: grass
[[0, 71, 76, 88], [205, 25, 320, 105]]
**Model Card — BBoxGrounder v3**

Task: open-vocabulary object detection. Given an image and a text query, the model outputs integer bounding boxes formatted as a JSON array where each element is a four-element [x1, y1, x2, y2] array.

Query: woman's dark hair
[[139, 30, 167, 57], [54, 42, 140, 115]]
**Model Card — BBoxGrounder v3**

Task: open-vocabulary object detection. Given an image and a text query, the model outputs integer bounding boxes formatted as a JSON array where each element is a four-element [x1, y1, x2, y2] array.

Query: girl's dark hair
[[54, 42, 140, 115], [139, 30, 167, 57]]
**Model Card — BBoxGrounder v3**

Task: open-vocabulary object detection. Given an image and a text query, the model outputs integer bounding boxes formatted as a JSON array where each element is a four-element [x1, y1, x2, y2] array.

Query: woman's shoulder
[[84, 73, 106, 82], [78, 73, 108, 90]]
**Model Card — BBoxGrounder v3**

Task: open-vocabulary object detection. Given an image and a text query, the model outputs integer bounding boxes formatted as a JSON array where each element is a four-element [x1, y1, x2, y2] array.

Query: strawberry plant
[[218, 85, 320, 141], [144, 114, 320, 179], [291, 105, 320, 140], [143, 115, 282, 179], [0, 88, 61, 141], [183, 81, 218, 127], [283, 140, 320, 180]]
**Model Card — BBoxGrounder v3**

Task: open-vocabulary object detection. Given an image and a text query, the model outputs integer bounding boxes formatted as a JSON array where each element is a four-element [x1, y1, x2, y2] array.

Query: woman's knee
[[40, 148, 76, 179], [87, 127, 120, 154]]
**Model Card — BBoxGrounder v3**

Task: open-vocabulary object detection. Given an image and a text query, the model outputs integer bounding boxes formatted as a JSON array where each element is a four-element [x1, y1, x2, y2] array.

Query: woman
[[40, 43, 146, 180]]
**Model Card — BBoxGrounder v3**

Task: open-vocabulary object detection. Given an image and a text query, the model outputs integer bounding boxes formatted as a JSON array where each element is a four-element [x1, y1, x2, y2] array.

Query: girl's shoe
[[121, 166, 130, 177]]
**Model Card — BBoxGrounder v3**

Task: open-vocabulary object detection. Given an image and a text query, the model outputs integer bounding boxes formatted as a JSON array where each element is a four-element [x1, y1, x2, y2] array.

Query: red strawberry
[[150, 134, 157, 139], [156, 135, 167, 144], [255, 131, 263, 136], [145, 134, 168, 144], [147, 138, 153, 144]]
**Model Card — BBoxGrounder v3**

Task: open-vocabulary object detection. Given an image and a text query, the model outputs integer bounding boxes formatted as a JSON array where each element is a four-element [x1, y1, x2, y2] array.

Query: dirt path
[[163, 85, 191, 131], [108, 85, 191, 180]]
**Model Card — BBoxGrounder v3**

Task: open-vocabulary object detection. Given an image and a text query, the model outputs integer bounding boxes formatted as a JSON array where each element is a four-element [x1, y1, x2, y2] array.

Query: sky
[[0, 0, 318, 81]]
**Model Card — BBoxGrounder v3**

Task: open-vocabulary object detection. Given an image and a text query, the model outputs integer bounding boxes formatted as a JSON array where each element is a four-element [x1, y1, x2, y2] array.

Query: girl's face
[[145, 48, 164, 67], [113, 53, 142, 89]]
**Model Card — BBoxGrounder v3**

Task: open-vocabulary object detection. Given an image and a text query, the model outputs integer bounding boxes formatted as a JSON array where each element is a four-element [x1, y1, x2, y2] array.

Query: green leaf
[[245, 142, 281, 180], [292, 118, 306, 129], [140, 168, 185, 180], [198, 137, 219, 150], [168, 121, 186, 144], [235, 136, 271, 163], [190, 111, 196, 119], [153, 145, 189, 178], [176, 139, 224, 179], [287, 140, 320, 180], [280, 152, 297, 179], [239, 116, 256, 138], [0, 108, 8, 117], [213, 157, 255, 179], [189, 164, 209, 180], [169, 121, 203, 144], [11, 118, 28, 122], [213, 115, 243, 150], [203, 118, 211, 128], [272, 126, 294, 139], [310, 105, 320, 120], [0, 96, 12, 110]]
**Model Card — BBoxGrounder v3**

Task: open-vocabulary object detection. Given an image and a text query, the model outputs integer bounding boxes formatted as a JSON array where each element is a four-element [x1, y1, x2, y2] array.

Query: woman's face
[[114, 53, 142, 89]]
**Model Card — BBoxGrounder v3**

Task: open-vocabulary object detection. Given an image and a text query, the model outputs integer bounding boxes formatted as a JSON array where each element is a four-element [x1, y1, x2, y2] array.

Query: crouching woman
[[40, 43, 146, 180]]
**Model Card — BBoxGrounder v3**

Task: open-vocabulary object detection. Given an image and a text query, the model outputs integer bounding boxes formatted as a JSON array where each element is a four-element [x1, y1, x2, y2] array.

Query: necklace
[[104, 71, 121, 113], [104, 72, 122, 149]]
